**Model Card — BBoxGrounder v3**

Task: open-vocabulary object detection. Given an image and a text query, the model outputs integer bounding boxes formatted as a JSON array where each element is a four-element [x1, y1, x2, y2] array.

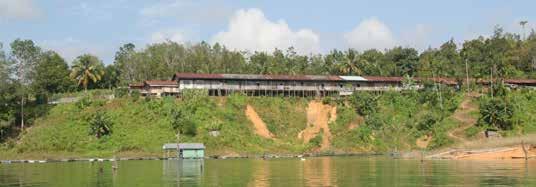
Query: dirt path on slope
[[298, 101, 336, 150], [245, 105, 275, 139], [447, 96, 478, 144]]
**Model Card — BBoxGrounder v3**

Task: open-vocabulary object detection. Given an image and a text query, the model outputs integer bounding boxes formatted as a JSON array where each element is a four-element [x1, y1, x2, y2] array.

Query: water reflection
[[302, 157, 334, 186], [163, 159, 204, 186], [1, 157, 536, 186], [247, 160, 270, 187]]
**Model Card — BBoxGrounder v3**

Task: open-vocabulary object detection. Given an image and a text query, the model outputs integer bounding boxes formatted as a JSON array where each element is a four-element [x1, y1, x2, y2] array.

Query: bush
[[416, 112, 440, 132], [114, 88, 128, 98], [75, 96, 92, 109], [479, 97, 514, 130], [364, 114, 384, 130], [309, 133, 323, 147], [89, 111, 113, 139], [350, 92, 378, 116], [130, 90, 141, 100], [170, 109, 197, 136], [464, 126, 481, 138]]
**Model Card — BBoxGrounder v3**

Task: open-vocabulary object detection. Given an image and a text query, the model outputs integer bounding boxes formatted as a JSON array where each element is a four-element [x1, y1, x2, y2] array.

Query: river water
[[1, 157, 535, 186]]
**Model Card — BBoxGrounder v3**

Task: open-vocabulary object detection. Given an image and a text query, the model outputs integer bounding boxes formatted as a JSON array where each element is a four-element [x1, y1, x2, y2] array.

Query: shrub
[[416, 112, 440, 132], [350, 92, 378, 116], [479, 97, 514, 130], [89, 111, 113, 139], [170, 109, 197, 136], [464, 126, 481, 138], [130, 90, 141, 100], [75, 96, 92, 109], [309, 133, 323, 147], [364, 114, 384, 130], [114, 88, 128, 98]]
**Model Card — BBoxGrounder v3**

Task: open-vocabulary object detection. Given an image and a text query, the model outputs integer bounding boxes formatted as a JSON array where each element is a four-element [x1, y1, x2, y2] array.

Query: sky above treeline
[[1, 0, 535, 64]]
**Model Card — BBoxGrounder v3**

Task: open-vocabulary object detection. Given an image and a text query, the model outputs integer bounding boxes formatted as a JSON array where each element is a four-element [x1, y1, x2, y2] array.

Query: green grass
[[15, 89, 536, 160]]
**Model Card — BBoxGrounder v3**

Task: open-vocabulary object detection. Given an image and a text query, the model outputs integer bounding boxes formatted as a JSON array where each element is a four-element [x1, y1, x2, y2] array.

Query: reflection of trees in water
[[163, 159, 204, 186], [303, 157, 333, 186], [247, 160, 270, 187], [90, 162, 113, 187]]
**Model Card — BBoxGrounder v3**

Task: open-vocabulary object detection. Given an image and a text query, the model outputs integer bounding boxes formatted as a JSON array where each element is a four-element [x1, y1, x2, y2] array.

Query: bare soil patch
[[245, 105, 275, 139], [298, 101, 336, 150]]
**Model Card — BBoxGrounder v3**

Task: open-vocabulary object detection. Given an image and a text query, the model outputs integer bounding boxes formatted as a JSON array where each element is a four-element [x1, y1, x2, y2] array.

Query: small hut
[[163, 143, 179, 158], [178, 143, 205, 159]]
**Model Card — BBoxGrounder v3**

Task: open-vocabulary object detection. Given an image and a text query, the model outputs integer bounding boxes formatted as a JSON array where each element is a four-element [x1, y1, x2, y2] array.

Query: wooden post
[[522, 141, 528, 160]]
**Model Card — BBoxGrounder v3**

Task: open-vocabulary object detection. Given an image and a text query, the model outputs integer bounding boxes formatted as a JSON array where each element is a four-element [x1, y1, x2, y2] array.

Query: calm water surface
[[1, 157, 535, 186]]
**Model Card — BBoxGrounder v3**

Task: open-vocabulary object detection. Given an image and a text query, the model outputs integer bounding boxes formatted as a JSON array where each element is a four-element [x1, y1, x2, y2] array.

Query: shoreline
[[0, 152, 384, 163], [3, 146, 536, 164]]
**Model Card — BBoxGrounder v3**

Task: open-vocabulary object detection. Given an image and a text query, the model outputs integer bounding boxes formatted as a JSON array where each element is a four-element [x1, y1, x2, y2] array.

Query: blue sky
[[1, 0, 535, 64]]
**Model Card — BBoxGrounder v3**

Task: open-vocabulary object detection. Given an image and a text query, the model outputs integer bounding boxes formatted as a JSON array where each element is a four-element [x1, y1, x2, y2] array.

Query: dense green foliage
[[3, 26, 536, 156], [70, 54, 105, 91], [331, 87, 462, 151], [89, 112, 114, 138]]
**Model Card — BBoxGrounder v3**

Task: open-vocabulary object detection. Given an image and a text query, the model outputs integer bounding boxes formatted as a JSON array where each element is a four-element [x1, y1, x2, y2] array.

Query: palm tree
[[520, 21, 528, 40], [338, 49, 361, 75], [70, 54, 105, 92]]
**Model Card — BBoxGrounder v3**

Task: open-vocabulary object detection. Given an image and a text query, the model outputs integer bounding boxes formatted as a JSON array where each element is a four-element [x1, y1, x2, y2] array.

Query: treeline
[[114, 27, 536, 84], [1, 27, 536, 137]]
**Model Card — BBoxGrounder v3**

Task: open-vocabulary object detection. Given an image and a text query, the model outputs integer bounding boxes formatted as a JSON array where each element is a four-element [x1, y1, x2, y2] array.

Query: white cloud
[[400, 24, 432, 50], [150, 30, 185, 44], [212, 8, 320, 54], [0, 0, 41, 20], [344, 18, 397, 51]]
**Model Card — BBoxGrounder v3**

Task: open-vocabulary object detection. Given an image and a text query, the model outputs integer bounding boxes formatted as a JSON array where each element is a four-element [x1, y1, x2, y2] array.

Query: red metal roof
[[128, 83, 144, 88], [144, 80, 177, 86], [173, 73, 342, 81], [416, 77, 458, 85], [173, 73, 225, 80], [505, 79, 536, 85]]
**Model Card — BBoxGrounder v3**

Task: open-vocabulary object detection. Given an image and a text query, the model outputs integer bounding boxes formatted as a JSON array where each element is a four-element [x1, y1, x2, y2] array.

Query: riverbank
[[0, 151, 385, 164]]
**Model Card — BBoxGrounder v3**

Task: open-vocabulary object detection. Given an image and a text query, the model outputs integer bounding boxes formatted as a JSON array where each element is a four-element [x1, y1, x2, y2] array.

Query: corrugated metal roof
[[145, 80, 177, 86], [505, 79, 536, 85], [162, 143, 178, 150], [174, 73, 342, 81], [173, 73, 225, 80], [362, 76, 404, 82], [339, 76, 367, 81], [415, 77, 458, 85], [129, 83, 144, 88], [178, 143, 205, 149]]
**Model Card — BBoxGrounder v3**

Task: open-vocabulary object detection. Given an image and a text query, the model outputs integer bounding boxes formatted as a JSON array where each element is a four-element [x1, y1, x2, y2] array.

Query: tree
[[338, 49, 361, 75], [520, 21, 528, 40], [89, 112, 113, 138], [32, 51, 71, 103], [10, 39, 41, 131], [99, 65, 120, 89], [384, 47, 419, 76], [0, 43, 17, 140], [70, 54, 105, 92], [114, 43, 136, 84]]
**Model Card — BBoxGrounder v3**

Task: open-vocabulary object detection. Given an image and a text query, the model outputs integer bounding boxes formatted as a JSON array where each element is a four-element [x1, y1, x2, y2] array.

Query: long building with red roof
[[130, 73, 536, 97]]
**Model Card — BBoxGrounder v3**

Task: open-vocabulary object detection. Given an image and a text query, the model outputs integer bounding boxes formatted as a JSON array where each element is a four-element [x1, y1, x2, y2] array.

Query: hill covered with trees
[[2, 27, 536, 158]]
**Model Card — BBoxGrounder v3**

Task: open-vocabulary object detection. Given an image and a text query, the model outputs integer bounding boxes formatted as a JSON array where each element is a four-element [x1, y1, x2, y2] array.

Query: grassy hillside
[[6, 88, 536, 159]]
